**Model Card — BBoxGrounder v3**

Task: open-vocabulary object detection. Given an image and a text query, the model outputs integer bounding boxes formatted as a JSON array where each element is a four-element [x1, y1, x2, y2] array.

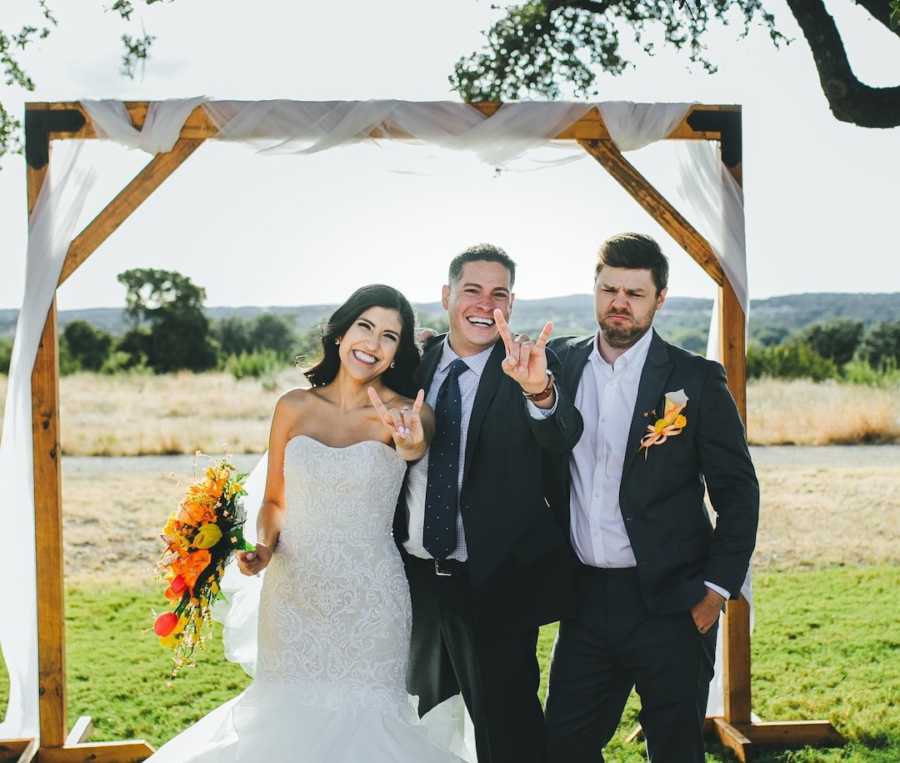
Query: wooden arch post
[[1, 101, 842, 763]]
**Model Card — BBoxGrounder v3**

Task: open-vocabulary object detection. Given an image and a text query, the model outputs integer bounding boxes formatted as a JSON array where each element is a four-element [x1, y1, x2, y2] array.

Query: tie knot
[[447, 359, 469, 378]]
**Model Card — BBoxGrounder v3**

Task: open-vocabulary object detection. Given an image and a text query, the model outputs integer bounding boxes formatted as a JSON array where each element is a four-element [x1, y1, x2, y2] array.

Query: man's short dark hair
[[595, 233, 669, 294], [449, 244, 516, 289]]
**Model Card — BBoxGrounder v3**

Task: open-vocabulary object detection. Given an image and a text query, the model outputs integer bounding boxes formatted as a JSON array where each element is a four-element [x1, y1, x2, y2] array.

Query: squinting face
[[443, 260, 514, 356], [337, 306, 403, 383], [594, 266, 666, 348]]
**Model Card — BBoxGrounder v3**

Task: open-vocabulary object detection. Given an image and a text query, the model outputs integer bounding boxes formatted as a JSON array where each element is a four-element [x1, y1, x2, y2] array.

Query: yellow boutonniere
[[639, 389, 688, 459]]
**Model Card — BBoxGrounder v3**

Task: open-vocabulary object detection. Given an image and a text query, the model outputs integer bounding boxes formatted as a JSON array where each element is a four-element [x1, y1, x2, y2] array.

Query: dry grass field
[[1, 372, 898, 454], [748, 378, 900, 445]]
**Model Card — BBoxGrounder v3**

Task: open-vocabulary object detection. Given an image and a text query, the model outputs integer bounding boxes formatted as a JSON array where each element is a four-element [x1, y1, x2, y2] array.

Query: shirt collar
[[438, 336, 495, 378], [590, 327, 654, 374]]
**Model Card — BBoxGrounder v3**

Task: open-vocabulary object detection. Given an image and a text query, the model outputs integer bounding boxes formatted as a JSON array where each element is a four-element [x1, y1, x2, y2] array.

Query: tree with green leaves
[[452, 0, 900, 129], [249, 313, 298, 358], [214, 316, 255, 358], [860, 319, 900, 368], [117, 267, 218, 373], [802, 318, 864, 366]]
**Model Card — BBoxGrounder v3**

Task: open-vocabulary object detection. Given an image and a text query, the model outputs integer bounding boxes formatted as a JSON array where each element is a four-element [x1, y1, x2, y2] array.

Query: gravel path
[[62, 445, 900, 475]]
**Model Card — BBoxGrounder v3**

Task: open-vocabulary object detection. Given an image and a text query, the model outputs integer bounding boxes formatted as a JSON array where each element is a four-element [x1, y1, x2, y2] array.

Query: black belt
[[409, 555, 467, 578]]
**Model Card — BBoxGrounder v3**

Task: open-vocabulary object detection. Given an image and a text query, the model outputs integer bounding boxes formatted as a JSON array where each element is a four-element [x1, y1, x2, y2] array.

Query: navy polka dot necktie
[[424, 358, 469, 560]]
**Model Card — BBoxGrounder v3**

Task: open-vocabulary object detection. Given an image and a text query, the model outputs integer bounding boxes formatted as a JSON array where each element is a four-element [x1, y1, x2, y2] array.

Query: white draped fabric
[[0, 99, 749, 738], [0, 141, 95, 741]]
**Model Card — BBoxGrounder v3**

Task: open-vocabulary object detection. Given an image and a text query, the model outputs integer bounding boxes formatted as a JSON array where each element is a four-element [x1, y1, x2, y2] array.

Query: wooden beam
[[0, 738, 37, 763], [720, 279, 747, 421], [743, 720, 845, 747], [713, 717, 752, 762], [26, 132, 68, 749], [723, 596, 752, 725], [35, 741, 154, 763], [58, 138, 205, 286], [578, 138, 725, 286], [63, 718, 92, 747], [27, 101, 739, 144]]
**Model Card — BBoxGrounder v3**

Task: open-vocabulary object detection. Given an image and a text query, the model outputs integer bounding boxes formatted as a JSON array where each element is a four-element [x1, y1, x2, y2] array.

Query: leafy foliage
[[224, 349, 284, 381], [747, 341, 837, 382], [860, 320, 900, 369], [63, 320, 114, 372], [117, 268, 218, 373], [0, 0, 171, 161], [801, 319, 864, 367], [451, 0, 785, 101]]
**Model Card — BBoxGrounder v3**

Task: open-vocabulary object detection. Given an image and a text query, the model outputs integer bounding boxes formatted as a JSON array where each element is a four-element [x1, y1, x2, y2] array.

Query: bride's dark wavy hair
[[304, 284, 420, 397]]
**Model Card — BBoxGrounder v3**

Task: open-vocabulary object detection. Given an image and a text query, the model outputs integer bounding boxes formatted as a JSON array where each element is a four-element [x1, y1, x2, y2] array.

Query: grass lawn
[[1, 565, 898, 761]]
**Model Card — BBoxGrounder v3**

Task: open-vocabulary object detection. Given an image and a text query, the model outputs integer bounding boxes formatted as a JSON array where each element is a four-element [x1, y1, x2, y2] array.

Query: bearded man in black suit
[[543, 233, 759, 763], [394, 244, 583, 763]]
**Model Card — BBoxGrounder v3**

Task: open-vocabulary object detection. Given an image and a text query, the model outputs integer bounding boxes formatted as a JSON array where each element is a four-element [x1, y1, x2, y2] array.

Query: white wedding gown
[[149, 435, 471, 762]]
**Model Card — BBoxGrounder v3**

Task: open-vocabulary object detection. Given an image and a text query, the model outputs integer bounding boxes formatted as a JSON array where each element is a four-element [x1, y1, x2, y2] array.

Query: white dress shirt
[[569, 330, 730, 599], [569, 329, 652, 567], [403, 339, 494, 562]]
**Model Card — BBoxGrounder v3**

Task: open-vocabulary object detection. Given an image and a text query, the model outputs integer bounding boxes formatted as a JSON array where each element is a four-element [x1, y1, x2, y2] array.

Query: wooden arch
[[0, 101, 843, 763]]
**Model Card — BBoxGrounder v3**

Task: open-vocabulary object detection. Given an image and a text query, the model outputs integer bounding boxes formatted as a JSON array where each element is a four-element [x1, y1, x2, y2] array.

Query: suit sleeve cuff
[[526, 386, 558, 419], [704, 581, 730, 600]]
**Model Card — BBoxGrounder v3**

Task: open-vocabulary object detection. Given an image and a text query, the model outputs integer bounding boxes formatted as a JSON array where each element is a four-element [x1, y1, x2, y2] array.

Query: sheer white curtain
[[0, 142, 95, 741], [0, 100, 748, 736]]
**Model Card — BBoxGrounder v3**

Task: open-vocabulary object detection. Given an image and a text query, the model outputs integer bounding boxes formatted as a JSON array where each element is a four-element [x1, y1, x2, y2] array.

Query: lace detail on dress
[[255, 436, 412, 715]]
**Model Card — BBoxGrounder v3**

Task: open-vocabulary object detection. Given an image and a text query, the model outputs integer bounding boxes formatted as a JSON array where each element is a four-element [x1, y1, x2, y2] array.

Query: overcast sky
[[1, 0, 897, 312]]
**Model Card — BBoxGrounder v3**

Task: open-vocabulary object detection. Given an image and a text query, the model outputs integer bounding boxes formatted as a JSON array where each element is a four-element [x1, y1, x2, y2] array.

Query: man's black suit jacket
[[544, 330, 759, 613], [393, 336, 584, 629]]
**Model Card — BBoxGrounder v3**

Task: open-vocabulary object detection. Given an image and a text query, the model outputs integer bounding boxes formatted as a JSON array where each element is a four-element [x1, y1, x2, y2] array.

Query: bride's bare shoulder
[[275, 387, 319, 414]]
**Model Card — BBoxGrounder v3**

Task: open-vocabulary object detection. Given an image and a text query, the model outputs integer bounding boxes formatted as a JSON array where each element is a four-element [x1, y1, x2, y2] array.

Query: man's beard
[[599, 310, 653, 348]]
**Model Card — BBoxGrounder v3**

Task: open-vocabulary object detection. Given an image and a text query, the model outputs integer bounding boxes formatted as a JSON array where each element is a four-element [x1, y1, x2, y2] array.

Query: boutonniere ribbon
[[639, 389, 688, 459]]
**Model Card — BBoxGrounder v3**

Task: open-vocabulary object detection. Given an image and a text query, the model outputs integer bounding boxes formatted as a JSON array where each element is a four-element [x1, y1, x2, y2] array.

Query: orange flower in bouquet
[[153, 455, 254, 669]]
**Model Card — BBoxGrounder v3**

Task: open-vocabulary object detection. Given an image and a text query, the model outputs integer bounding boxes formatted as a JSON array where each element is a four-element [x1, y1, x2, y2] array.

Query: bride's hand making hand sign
[[493, 309, 556, 407], [368, 387, 431, 460]]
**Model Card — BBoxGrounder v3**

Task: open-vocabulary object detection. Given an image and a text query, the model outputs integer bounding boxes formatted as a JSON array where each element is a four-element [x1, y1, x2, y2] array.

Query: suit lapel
[[462, 340, 506, 484], [561, 335, 595, 398], [417, 333, 445, 392], [622, 331, 673, 476]]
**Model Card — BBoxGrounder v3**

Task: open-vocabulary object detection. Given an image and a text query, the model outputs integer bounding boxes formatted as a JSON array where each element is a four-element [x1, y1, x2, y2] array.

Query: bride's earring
[[334, 338, 341, 346], [390, 361, 396, 368]]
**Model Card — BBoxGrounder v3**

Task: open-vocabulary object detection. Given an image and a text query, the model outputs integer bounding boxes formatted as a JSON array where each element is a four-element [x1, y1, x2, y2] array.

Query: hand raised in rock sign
[[367, 386, 431, 458], [494, 308, 554, 397]]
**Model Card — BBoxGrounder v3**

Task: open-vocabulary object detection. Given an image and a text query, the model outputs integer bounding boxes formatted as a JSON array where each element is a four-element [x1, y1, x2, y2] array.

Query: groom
[[394, 244, 583, 763], [543, 233, 759, 762]]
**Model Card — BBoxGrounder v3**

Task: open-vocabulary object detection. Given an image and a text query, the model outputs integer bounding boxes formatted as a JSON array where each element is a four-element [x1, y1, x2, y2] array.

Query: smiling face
[[336, 306, 403, 383], [594, 265, 666, 349], [442, 260, 514, 357]]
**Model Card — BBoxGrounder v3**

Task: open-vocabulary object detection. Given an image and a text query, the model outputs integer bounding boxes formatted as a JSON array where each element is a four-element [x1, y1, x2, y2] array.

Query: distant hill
[[3, 293, 900, 356]]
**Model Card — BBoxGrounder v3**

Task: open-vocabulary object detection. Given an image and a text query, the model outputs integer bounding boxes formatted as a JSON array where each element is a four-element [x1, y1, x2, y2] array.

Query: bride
[[149, 284, 470, 762]]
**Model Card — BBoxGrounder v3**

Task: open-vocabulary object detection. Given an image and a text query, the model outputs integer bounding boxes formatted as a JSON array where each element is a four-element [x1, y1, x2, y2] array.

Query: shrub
[[747, 341, 837, 382], [63, 320, 114, 371], [842, 358, 900, 387], [224, 350, 285, 381]]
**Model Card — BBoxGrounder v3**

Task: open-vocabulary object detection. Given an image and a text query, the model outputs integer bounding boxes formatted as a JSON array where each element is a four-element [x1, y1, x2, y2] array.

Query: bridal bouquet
[[153, 457, 254, 667]]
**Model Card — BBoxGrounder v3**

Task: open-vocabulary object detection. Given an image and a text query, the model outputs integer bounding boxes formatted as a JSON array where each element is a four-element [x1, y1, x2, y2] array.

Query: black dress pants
[[545, 566, 717, 763], [406, 556, 546, 763]]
